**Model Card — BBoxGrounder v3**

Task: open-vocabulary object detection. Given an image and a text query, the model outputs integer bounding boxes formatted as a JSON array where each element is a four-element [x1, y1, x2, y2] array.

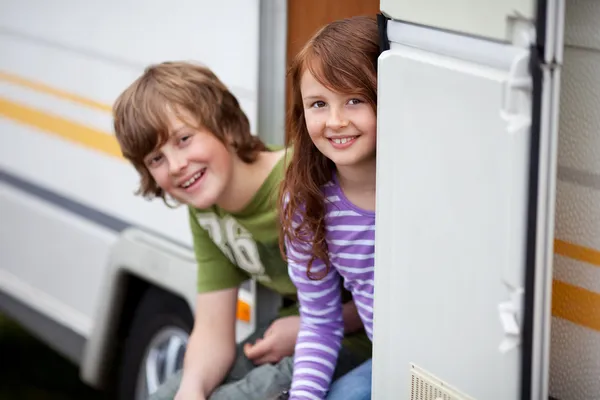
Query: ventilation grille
[[410, 364, 474, 400]]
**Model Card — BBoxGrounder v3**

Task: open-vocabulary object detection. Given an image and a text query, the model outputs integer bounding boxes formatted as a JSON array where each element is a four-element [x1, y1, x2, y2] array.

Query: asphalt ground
[[0, 314, 109, 400]]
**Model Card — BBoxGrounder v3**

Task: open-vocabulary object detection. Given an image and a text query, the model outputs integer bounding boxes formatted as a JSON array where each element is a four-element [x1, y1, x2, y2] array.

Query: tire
[[117, 287, 194, 400]]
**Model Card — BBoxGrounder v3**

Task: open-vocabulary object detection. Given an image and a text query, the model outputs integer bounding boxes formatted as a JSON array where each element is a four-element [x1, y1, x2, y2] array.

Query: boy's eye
[[311, 100, 326, 109], [348, 98, 363, 105], [178, 134, 193, 146], [146, 154, 163, 167]]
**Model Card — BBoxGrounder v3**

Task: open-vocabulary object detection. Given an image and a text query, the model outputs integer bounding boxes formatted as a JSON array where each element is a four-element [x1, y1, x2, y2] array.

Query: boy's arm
[[286, 236, 344, 400], [176, 208, 249, 397], [177, 288, 238, 398]]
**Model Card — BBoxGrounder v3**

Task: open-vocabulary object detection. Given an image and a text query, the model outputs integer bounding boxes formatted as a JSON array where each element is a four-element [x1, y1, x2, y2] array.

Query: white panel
[[381, 0, 535, 42], [372, 23, 532, 399], [0, 0, 260, 104], [0, 183, 117, 335], [0, 0, 260, 136]]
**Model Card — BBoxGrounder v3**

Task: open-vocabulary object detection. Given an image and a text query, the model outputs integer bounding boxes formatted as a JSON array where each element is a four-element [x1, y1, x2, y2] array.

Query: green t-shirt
[[189, 153, 295, 295], [188, 150, 371, 359]]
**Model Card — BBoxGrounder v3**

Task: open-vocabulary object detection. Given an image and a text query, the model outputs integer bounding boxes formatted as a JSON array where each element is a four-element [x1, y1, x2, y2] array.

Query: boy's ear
[[223, 132, 238, 150]]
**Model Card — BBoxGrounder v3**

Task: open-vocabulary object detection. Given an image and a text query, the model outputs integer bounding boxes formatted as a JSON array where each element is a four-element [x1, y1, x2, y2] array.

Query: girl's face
[[300, 71, 377, 171]]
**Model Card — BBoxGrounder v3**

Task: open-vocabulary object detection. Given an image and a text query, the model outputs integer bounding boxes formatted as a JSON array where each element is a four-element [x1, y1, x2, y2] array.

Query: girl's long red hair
[[279, 16, 380, 279]]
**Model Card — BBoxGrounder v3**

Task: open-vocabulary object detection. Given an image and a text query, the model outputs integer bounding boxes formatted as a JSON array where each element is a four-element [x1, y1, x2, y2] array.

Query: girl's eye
[[348, 98, 363, 105], [311, 100, 326, 109]]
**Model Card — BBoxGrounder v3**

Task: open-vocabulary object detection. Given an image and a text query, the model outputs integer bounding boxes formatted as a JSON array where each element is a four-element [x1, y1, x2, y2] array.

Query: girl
[[279, 16, 380, 400]]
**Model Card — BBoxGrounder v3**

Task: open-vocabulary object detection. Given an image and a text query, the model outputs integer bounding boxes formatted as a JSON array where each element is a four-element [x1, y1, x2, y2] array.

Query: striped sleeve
[[285, 234, 343, 400]]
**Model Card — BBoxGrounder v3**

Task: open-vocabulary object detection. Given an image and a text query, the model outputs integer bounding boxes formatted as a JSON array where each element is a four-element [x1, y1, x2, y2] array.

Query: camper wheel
[[118, 287, 194, 400]]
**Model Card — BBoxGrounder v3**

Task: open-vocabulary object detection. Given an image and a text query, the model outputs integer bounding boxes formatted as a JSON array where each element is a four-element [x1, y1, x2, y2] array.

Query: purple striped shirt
[[285, 178, 375, 400]]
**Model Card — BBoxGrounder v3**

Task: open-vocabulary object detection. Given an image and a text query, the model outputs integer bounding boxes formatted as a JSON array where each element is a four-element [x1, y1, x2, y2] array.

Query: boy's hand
[[243, 316, 300, 365]]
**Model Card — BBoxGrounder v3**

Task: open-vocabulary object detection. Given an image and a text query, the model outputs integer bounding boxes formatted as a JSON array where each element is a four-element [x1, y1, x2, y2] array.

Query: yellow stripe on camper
[[0, 97, 123, 159], [0, 71, 112, 112], [552, 280, 600, 332], [551, 240, 600, 331], [555, 239, 600, 268]]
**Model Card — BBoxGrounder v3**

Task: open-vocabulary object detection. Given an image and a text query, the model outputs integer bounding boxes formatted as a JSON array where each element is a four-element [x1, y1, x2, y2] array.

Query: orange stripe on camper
[[552, 241, 600, 330], [552, 280, 600, 332], [0, 97, 122, 159], [555, 239, 600, 268], [0, 71, 112, 112]]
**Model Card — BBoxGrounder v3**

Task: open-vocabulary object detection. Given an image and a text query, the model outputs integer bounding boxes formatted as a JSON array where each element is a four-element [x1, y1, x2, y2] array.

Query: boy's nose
[[168, 155, 188, 175]]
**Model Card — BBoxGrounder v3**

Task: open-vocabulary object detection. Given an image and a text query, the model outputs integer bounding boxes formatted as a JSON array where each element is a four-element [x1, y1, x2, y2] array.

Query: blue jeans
[[326, 359, 372, 400]]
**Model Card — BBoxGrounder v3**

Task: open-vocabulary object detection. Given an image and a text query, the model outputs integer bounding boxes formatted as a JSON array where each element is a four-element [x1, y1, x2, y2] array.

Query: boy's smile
[[178, 167, 207, 190]]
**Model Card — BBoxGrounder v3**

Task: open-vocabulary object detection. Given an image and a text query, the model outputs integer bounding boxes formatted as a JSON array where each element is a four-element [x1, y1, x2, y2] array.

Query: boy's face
[[143, 110, 233, 209], [300, 71, 377, 169]]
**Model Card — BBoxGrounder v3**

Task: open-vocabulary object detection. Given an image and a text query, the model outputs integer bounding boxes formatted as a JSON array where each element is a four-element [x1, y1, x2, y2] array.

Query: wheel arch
[[79, 228, 197, 389]]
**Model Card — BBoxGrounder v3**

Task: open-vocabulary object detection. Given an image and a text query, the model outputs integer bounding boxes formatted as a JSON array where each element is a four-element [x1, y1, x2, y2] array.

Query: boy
[[112, 61, 371, 400]]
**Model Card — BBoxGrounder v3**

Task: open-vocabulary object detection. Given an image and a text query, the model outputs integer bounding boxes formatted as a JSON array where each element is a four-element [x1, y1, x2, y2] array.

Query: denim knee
[[326, 359, 372, 400]]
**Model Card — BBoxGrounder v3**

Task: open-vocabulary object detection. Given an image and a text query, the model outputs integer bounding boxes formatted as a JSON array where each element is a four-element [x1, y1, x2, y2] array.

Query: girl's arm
[[286, 236, 344, 400]]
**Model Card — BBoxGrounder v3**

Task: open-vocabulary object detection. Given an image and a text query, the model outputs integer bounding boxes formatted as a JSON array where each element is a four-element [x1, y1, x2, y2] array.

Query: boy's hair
[[279, 16, 380, 279], [113, 61, 267, 200]]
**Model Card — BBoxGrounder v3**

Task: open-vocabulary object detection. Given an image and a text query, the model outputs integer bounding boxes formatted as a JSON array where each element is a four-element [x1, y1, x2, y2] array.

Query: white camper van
[[1, 0, 598, 399]]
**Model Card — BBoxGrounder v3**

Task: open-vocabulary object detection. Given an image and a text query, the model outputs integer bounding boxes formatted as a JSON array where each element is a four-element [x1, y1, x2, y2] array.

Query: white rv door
[[373, 1, 563, 399]]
